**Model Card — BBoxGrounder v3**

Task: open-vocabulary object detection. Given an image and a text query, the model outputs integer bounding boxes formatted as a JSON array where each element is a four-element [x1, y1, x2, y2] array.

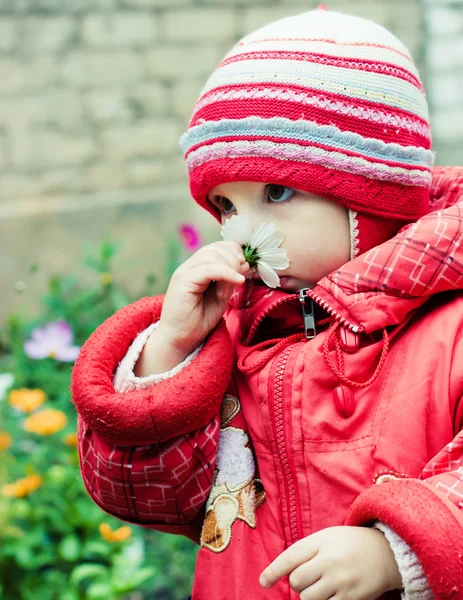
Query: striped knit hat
[[180, 6, 434, 257]]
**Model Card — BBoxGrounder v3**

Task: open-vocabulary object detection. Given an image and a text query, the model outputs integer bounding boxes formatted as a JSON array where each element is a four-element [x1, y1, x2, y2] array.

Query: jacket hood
[[312, 166, 463, 334], [229, 167, 463, 343]]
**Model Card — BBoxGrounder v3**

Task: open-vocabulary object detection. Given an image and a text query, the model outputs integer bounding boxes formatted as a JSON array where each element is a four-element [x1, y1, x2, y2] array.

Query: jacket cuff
[[71, 295, 234, 446], [346, 479, 463, 599], [373, 522, 433, 600], [113, 322, 203, 392]]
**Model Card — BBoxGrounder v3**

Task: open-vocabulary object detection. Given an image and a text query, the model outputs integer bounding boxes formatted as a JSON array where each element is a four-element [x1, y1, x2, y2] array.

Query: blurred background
[[0, 0, 462, 598]]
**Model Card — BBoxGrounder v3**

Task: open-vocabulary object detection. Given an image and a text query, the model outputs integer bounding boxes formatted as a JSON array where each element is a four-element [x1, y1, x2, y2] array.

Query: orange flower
[[2, 474, 43, 498], [9, 388, 46, 413], [63, 432, 77, 446], [24, 409, 67, 436], [0, 431, 12, 450], [99, 522, 132, 543]]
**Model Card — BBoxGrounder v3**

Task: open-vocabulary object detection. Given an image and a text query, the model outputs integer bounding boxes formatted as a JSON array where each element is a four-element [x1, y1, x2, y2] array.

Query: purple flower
[[24, 321, 80, 362], [178, 224, 202, 252]]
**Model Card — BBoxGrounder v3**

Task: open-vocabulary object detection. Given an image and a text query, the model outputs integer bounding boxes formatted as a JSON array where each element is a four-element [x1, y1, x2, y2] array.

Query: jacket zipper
[[272, 291, 360, 546], [245, 293, 299, 344], [273, 344, 302, 545], [261, 290, 361, 547], [302, 288, 363, 334]]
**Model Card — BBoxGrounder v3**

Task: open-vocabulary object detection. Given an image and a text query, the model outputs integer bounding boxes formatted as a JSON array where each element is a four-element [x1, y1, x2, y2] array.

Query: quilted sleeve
[[77, 413, 219, 542], [71, 295, 234, 536]]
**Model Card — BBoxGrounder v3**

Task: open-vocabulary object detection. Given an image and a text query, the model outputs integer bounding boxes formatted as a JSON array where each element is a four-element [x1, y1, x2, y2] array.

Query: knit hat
[[180, 6, 434, 257]]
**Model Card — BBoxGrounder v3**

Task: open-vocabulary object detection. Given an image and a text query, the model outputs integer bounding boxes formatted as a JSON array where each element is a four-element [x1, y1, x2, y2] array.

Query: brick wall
[[2, 0, 453, 321]]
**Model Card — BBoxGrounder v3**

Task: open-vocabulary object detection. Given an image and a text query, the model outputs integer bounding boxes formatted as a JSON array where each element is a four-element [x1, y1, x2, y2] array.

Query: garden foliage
[[0, 238, 201, 600]]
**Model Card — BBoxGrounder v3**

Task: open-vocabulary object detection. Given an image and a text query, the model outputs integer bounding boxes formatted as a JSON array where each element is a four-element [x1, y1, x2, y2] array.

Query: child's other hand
[[259, 526, 403, 600], [159, 240, 249, 356]]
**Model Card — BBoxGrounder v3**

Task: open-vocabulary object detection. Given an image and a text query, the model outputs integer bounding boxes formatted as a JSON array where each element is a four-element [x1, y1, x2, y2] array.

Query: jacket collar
[[229, 167, 463, 344]]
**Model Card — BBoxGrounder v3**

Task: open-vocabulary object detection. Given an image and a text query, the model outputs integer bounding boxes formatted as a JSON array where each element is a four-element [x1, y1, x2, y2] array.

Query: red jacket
[[72, 167, 463, 599]]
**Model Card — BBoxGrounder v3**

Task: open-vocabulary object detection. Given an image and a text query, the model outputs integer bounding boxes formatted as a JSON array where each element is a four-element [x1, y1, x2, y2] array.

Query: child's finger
[[287, 559, 322, 594], [215, 280, 238, 302], [187, 244, 245, 275], [259, 538, 318, 589], [216, 239, 247, 263], [188, 264, 245, 293], [240, 261, 252, 276]]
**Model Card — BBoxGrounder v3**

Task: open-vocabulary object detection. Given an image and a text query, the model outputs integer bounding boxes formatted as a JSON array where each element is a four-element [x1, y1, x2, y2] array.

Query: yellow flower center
[[100, 272, 113, 286]]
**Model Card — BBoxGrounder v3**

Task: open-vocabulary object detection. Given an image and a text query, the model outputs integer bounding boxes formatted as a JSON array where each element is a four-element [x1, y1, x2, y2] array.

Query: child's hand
[[259, 526, 402, 600], [133, 240, 249, 377], [158, 240, 249, 356]]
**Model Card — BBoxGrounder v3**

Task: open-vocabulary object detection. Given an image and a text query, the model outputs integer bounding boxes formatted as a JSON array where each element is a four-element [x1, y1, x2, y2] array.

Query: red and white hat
[[180, 6, 434, 256]]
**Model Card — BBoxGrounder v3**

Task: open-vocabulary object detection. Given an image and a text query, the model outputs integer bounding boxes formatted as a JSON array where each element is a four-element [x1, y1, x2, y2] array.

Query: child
[[72, 7, 463, 599]]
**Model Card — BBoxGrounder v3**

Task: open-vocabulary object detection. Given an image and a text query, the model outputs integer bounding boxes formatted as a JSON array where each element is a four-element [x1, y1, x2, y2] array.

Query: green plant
[[0, 240, 198, 600]]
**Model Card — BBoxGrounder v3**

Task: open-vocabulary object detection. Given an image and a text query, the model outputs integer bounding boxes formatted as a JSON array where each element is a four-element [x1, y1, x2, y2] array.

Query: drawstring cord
[[238, 317, 388, 389], [323, 320, 389, 388], [237, 317, 332, 375], [237, 333, 305, 374]]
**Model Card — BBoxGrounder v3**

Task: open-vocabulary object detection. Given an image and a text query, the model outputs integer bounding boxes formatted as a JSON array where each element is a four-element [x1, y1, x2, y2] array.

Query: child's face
[[208, 181, 351, 291]]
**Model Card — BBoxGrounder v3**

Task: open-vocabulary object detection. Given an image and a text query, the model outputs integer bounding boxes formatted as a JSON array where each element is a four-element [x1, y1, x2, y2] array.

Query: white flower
[[220, 215, 289, 288]]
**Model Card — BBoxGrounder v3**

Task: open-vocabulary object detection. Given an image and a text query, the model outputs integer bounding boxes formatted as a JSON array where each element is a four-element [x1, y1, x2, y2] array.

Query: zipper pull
[[299, 289, 316, 339]]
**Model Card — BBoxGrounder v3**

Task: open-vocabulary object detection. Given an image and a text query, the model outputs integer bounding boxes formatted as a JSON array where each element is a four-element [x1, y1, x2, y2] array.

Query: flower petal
[[24, 340, 51, 360], [250, 222, 284, 250], [256, 261, 281, 288], [257, 248, 290, 270], [179, 224, 202, 252], [55, 345, 81, 362], [220, 215, 253, 246], [46, 321, 74, 347], [30, 326, 47, 343]]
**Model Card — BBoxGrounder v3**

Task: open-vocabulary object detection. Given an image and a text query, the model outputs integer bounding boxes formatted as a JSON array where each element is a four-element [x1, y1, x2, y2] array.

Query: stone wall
[[424, 0, 463, 166], [2, 0, 458, 321]]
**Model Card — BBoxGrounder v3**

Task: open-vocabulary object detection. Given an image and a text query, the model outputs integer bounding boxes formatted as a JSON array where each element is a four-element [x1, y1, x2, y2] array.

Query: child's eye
[[267, 185, 295, 203], [211, 195, 236, 215]]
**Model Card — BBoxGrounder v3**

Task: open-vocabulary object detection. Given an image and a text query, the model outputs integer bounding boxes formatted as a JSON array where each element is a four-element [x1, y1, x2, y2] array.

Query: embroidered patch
[[201, 395, 266, 553], [220, 394, 240, 427]]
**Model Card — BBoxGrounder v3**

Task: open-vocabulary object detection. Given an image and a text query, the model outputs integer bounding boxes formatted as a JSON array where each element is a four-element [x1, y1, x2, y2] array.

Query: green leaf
[[58, 535, 81, 562], [57, 591, 80, 600], [87, 581, 113, 600], [70, 563, 108, 588], [84, 256, 104, 272], [113, 566, 156, 593], [81, 540, 111, 559], [100, 240, 119, 263]]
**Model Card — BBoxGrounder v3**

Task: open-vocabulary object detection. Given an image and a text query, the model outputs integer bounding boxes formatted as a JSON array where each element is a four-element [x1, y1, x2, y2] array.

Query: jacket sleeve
[[346, 327, 463, 599], [71, 295, 234, 446], [71, 295, 234, 540]]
